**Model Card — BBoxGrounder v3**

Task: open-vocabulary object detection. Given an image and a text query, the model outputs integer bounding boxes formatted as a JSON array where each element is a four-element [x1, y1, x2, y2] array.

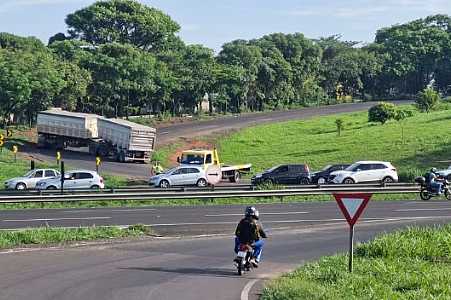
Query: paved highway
[[22, 101, 410, 179], [0, 200, 450, 299]]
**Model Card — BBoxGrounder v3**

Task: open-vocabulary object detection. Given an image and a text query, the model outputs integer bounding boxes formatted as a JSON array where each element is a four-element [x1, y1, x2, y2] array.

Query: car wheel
[[197, 178, 208, 187], [317, 177, 326, 184], [343, 178, 355, 184], [15, 183, 27, 190], [263, 178, 273, 185], [159, 180, 170, 188], [299, 178, 309, 185], [90, 185, 100, 190], [382, 176, 394, 184], [46, 186, 57, 190]]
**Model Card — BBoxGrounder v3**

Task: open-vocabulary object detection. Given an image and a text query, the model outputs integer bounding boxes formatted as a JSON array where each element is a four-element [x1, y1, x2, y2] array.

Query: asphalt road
[[22, 101, 410, 179], [0, 200, 450, 300]]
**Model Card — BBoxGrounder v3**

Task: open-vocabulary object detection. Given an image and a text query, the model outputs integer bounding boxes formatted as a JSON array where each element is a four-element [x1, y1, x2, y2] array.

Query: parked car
[[329, 161, 398, 184], [251, 164, 310, 185], [311, 164, 350, 184], [149, 165, 208, 188], [437, 166, 451, 180], [4, 169, 60, 190], [36, 170, 104, 190]]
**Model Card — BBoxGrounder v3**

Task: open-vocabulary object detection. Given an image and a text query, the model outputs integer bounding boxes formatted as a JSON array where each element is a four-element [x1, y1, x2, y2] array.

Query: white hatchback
[[36, 170, 105, 190], [4, 169, 60, 190], [329, 161, 398, 184]]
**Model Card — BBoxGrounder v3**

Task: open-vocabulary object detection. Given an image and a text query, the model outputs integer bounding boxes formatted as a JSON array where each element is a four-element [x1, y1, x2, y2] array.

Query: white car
[[36, 170, 104, 190], [437, 166, 451, 180], [329, 161, 398, 184], [4, 169, 60, 190], [149, 165, 208, 188]]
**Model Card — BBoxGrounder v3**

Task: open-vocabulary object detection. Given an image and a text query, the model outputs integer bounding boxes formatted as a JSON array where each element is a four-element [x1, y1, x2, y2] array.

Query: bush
[[416, 88, 441, 112], [368, 102, 397, 124]]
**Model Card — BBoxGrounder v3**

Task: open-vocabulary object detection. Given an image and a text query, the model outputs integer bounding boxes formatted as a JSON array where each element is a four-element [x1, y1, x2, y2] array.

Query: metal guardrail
[[0, 182, 418, 196], [0, 184, 420, 203]]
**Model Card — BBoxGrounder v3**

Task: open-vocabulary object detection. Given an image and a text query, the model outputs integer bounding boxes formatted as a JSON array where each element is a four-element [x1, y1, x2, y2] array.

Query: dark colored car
[[311, 164, 350, 184], [311, 164, 349, 184], [251, 164, 311, 185]]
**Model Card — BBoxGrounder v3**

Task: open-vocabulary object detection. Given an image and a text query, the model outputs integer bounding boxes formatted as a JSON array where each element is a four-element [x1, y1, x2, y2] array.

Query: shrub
[[368, 102, 397, 124], [416, 88, 441, 112]]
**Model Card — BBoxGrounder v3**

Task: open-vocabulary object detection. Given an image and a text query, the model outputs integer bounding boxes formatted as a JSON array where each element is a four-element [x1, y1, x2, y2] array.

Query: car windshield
[[320, 165, 332, 172], [265, 165, 281, 173], [163, 167, 177, 174], [24, 170, 35, 177], [345, 163, 359, 171], [181, 154, 204, 165]]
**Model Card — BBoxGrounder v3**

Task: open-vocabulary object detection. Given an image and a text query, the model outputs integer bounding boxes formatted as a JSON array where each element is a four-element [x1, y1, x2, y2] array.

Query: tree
[[416, 87, 441, 112], [335, 118, 344, 136], [394, 108, 413, 143], [66, 0, 180, 52], [368, 102, 397, 124]]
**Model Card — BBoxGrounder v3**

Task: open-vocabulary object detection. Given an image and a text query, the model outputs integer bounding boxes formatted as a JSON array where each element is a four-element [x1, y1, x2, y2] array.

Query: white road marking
[[395, 208, 451, 212], [2, 217, 111, 222], [205, 211, 309, 217], [241, 279, 259, 300], [62, 208, 156, 213]]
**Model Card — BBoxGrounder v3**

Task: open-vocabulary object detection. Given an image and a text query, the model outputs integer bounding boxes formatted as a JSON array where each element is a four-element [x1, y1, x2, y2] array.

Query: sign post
[[333, 193, 372, 273], [56, 151, 61, 166], [12, 145, 18, 162], [96, 156, 101, 173]]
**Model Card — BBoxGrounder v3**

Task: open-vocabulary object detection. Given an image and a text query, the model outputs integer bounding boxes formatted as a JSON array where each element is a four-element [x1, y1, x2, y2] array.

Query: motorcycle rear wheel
[[445, 189, 451, 201], [420, 188, 431, 201], [237, 259, 243, 276]]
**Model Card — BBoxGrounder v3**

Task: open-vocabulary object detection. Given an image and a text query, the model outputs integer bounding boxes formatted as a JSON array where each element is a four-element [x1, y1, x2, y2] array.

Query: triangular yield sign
[[333, 193, 372, 226]]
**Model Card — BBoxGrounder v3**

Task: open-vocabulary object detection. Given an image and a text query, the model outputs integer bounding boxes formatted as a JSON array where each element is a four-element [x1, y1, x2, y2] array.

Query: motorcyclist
[[234, 206, 267, 267], [426, 168, 443, 194]]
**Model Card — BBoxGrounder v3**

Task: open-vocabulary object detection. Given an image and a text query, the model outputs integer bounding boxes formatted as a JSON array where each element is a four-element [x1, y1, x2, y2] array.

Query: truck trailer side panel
[[37, 109, 99, 139]]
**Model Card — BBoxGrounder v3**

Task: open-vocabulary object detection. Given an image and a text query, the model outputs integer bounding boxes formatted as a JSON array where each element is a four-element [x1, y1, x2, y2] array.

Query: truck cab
[[179, 149, 220, 169], [178, 149, 251, 183]]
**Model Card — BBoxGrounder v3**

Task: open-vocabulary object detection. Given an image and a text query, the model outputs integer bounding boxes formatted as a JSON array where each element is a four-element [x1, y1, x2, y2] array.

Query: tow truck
[[177, 149, 251, 183]]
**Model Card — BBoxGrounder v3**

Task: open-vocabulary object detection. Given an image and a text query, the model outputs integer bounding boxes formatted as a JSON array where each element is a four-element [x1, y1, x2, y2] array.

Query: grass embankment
[[219, 104, 451, 182], [263, 225, 451, 300], [0, 224, 151, 249]]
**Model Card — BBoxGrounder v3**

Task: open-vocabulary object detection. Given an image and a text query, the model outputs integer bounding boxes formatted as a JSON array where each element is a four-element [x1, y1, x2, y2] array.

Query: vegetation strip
[[0, 224, 151, 249], [262, 225, 451, 300]]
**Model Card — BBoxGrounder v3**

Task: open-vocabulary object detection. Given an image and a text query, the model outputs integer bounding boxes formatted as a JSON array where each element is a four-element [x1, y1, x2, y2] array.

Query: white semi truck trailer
[[37, 108, 156, 163]]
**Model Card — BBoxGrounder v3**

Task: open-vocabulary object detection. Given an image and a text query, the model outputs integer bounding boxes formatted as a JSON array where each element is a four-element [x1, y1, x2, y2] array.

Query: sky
[[0, 0, 450, 52]]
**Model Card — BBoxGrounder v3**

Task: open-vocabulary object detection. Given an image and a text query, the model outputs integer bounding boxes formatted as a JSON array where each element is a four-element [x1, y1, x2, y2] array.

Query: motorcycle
[[234, 243, 255, 276], [415, 176, 451, 201]]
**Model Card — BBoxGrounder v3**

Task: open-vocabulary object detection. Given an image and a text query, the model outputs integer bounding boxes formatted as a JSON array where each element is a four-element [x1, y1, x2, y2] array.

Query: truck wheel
[[229, 172, 241, 183]]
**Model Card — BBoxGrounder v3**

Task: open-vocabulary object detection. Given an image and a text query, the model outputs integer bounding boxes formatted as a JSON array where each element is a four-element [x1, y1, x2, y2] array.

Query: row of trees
[[1, 0, 451, 126]]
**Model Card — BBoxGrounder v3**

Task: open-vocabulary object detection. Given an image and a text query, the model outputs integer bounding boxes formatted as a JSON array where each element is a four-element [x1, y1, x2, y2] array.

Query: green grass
[[262, 225, 451, 300], [0, 224, 151, 249], [218, 105, 451, 182]]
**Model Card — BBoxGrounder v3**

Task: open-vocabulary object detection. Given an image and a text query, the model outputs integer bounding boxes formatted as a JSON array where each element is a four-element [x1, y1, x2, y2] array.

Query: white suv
[[329, 161, 398, 184]]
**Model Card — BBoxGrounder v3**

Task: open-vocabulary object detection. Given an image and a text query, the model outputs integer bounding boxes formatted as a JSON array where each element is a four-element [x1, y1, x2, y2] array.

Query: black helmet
[[245, 206, 259, 219]]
